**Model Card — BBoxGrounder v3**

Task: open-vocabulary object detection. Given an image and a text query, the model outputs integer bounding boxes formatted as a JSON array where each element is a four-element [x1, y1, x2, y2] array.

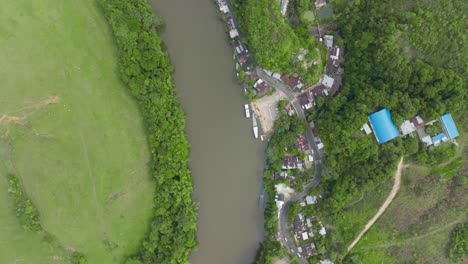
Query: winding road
[[256, 67, 323, 263]]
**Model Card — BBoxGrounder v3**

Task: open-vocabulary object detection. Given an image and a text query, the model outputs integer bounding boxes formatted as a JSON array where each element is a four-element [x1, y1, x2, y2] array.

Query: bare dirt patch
[[251, 90, 287, 135], [0, 96, 60, 126], [275, 183, 295, 200], [272, 257, 290, 264]]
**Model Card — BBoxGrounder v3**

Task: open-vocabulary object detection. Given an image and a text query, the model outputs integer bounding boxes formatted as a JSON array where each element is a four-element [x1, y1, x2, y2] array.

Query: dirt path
[[347, 157, 405, 253]]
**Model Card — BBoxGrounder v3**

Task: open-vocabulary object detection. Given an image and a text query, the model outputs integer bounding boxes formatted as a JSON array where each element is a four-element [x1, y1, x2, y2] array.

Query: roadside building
[[315, 0, 327, 9], [282, 156, 305, 171], [321, 75, 334, 90], [284, 103, 295, 116], [368, 109, 399, 144], [295, 135, 309, 152], [281, 76, 304, 90], [253, 79, 269, 95], [305, 195, 317, 205], [216, 0, 230, 13], [440, 113, 459, 140], [298, 243, 316, 258], [298, 91, 315, 110], [330, 47, 340, 60], [323, 35, 333, 48]]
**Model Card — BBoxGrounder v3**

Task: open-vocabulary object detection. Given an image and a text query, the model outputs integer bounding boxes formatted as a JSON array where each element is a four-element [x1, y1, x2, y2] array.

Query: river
[[146, 0, 265, 263]]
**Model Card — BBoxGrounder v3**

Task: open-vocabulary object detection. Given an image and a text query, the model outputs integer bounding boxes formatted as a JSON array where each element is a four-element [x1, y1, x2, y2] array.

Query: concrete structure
[[280, 0, 289, 16], [216, 0, 230, 13], [440, 113, 459, 140], [368, 109, 399, 144], [400, 120, 417, 136], [361, 123, 372, 135], [323, 35, 333, 48], [321, 75, 334, 89]]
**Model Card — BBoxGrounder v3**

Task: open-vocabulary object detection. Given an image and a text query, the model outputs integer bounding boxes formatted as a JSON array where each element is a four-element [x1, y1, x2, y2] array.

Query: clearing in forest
[[0, 1, 154, 263]]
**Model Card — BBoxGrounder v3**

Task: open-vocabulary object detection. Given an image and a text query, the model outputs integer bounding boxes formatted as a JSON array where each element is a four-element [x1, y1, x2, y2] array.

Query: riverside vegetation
[[98, 0, 197, 263]]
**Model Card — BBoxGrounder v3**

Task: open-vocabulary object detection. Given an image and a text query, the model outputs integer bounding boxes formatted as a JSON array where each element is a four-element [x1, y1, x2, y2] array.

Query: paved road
[[256, 67, 323, 263]]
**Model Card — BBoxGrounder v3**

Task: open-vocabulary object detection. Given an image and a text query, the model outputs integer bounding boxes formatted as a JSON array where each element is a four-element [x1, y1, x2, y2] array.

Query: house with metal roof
[[368, 109, 399, 144], [440, 114, 459, 140]]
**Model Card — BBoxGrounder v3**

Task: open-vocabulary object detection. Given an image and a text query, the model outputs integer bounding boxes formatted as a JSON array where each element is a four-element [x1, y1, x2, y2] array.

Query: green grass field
[[0, 1, 154, 263], [347, 132, 468, 263]]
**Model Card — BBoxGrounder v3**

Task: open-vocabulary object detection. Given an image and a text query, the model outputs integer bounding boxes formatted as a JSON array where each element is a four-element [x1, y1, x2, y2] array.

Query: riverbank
[[147, 0, 266, 263]]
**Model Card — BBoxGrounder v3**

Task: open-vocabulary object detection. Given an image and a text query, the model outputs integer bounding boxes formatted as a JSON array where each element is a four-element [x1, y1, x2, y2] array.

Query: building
[[361, 123, 372, 135], [298, 243, 316, 258], [330, 47, 340, 60], [216, 0, 230, 13], [253, 79, 269, 94], [282, 156, 304, 171], [323, 35, 333, 48], [432, 133, 448, 146], [227, 19, 239, 39], [298, 91, 315, 110], [281, 76, 304, 90], [315, 0, 327, 8], [280, 0, 289, 16], [368, 109, 399, 144], [321, 75, 334, 89], [295, 135, 309, 152], [305, 195, 317, 205], [400, 120, 417, 136], [440, 113, 459, 140]]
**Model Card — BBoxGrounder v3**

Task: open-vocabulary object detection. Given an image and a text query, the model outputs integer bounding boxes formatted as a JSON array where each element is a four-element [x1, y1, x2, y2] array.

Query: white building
[[280, 0, 289, 16], [401, 120, 417, 136], [323, 35, 333, 48], [321, 75, 334, 88], [361, 123, 372, 135]]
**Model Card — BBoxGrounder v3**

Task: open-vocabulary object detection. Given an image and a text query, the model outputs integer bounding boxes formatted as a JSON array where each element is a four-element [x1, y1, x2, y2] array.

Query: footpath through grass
[[0, 0, 154, 263]]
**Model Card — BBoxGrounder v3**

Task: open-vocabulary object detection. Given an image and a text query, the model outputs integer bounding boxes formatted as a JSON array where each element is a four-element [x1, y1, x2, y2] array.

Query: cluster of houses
[[216, 0, 272, 96], [362, 109, 460, 147], [296, 34, 343, 116], [293, 213, 327, 258]]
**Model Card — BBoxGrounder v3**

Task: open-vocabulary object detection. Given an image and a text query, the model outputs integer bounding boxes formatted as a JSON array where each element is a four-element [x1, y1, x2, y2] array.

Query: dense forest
[[98, 1, 197, 263], [310, 0, 467, 260]]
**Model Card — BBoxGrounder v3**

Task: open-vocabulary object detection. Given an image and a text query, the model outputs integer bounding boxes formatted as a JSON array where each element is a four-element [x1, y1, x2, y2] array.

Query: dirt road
[[347, 157, 404, 253]]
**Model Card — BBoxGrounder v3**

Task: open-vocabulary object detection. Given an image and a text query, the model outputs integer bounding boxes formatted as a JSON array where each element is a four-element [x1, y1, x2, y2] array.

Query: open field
[[0, 0, 154, 263], [347, 135, 468, 263]]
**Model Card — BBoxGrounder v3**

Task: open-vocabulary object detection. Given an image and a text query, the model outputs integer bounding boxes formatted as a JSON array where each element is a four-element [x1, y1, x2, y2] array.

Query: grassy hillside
[[0, 0, 154, 263]]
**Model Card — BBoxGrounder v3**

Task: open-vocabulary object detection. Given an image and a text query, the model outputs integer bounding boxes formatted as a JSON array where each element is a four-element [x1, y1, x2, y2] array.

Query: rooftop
[[440, 113, 459, 139], [368, 109, 399, 144]]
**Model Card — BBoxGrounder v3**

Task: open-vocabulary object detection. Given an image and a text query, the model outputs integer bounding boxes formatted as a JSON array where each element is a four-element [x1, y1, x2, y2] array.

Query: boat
[[244, 104, 250, 118], [252, 113, 259, 139]]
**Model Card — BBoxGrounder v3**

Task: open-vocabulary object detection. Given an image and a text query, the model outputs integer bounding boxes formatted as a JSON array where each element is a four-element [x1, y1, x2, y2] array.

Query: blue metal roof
[[440, 114, 459, 139], [369, 109, 399, 144], [432, 133, 446, 142]]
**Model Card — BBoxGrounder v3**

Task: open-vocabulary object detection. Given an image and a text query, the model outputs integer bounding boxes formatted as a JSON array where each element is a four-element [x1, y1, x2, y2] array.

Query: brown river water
[[146, 0, 265, 263]]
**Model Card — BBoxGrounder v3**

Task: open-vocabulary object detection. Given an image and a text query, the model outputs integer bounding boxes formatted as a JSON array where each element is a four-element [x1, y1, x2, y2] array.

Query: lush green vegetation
[[447, 223, 468, 262], [6, 174, 41, 231], [98, 0, 197, 263], [0, 1, 157, 263], [233, 0, 301, 72], [233, 0, 326, 84], [303, 0, 467, 261]]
